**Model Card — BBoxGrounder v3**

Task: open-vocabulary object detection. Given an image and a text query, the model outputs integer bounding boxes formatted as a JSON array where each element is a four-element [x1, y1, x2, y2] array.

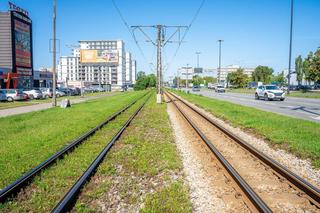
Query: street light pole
[[217, 40, 223, 85], [177, 70, 180, 90], [195, 52, 201, 68], [186, 64, 189, 90], [52, 0, 57, 106], [287, 0, 294, 94]]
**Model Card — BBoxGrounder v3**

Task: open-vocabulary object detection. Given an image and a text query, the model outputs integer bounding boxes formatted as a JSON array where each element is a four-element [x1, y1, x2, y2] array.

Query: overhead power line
[[165, 0, 206, 72], [111, 0, 153, 69]]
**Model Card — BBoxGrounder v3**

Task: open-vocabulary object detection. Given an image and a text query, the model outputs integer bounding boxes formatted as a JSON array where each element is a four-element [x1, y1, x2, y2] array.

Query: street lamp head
[[217, 39, 224, 42]]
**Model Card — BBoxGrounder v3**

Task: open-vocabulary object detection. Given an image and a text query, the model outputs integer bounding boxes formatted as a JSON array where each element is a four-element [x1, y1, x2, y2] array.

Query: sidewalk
[[0, 93, 115, 118]]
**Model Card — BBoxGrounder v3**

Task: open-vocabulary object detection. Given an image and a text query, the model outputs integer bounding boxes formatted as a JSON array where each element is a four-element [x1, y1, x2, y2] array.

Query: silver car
[[215, 85, 225, 93], [23, 89, 43, 99], [0, 89, 26, 102]]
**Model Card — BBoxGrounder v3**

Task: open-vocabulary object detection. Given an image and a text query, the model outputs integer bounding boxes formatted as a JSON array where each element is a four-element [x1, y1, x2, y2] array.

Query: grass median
[[0, 91, 145, 189], [172, 90, 320, 168], [74, 94, 191, 212]]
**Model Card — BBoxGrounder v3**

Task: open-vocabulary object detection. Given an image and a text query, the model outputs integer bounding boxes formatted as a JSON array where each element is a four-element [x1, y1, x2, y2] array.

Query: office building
[[0, 3, 33, 89], [58, 40, 137, 89]]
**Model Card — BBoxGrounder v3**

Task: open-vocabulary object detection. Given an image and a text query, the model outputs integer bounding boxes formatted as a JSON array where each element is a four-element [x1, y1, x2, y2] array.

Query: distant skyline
[[1, 0, 319, 79]]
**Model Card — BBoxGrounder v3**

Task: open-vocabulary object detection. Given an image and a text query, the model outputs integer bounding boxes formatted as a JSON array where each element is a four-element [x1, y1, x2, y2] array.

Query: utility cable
[[165, 0, 206, 72], [111, 0, 154, 70]]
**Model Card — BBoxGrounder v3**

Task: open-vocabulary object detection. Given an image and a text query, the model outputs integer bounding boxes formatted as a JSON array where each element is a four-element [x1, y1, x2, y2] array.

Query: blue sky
[[1, 0, 319, 79]]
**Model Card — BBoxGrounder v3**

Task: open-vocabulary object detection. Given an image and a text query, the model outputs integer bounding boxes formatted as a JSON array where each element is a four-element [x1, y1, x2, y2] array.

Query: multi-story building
[[178, 66, 194, 81], [58, 40, 136, 89], [0, 3, 33, 89], [58, 56, 80, 87], [217, 65, 254, 86]]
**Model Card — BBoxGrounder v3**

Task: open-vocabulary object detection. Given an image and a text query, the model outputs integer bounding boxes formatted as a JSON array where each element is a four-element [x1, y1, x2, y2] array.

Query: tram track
[[0, 92, 149, 204], [165, 91, 320, 212]]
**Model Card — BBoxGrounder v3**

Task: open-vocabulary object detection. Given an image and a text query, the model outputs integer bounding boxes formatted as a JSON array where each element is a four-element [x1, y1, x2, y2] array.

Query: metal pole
[[186, 64, 189, 90], [52, 0, 57, 106], [156, 25, 162, 103], [287, 0, 294, 94], [177, 70, 179, 90], [218, 40, 223, 85], [81, 65, 84, 97], [196, 52, 201, 68]]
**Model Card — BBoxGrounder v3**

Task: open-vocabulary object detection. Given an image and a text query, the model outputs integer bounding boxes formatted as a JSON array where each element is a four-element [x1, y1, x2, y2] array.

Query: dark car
[[192, 86, 201, 92]]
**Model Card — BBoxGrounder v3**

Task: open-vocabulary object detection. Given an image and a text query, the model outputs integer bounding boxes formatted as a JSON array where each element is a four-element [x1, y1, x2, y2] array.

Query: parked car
[[0, 89, 26, 102], [71, 87, 81, 95], [23, 89, 43, 99], [215, 85, 225, 93], [255, 85, 285, 101], [0, 90, 7, 101], [84, 87, 94, 93], [192, 85, 201, 92], [57, 87, 72, 96], [40, 88, 53, 98], [55, 89, 66, 97]]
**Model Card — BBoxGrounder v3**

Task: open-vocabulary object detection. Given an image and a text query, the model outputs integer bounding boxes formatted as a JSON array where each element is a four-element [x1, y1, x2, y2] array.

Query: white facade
[[58, 56, 79, 85], [178, 67, 194, 80], [125, 52, 132, 85], [217, 65, 254, 85], [58, 40, 133, 89], [132, 60, 137, 84]]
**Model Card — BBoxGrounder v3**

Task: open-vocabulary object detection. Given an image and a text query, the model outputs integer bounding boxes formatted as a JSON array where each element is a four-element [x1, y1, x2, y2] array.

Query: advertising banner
[[14, 19, 32, 69], [80, 49, 118, 64]]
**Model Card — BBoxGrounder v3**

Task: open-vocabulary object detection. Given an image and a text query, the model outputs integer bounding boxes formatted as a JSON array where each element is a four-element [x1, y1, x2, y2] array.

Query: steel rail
[[0, 92, 149, 203], [51, 94, 151, 212], [165, 92, 271, 212], [168, 91, 320, 207]]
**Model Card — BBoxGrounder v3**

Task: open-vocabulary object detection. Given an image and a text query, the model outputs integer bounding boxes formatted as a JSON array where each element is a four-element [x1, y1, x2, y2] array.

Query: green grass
[[287, 91, 320, 99], [141, 182, 191, 213], [0, 91, 116, 110], [172, 90, 320, 168], [0, 94, 149, 212], [0, 91, 145, 189], [74, 94, 190, 212]]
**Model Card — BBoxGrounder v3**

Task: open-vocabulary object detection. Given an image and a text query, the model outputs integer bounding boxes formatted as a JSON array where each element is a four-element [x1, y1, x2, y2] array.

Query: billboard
[[80, 49, 118, 64], [11, 11, 33, 76], [14, 19, 31, 68]]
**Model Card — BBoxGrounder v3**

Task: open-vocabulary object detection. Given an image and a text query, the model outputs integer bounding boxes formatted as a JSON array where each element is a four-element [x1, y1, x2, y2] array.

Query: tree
[[252, 66, 274, 84], [192, 75, 203, 86], [295, 55, 303, 86], [303, 58, 311, 85], [306, 48, 320, 84], [147, 74, 156, 87], [227, 68, 249, 88], [202, 76, 217, 86], [133, 73, 156, 90], [136, 71, 146, 80], [271, 72, 286, 85]]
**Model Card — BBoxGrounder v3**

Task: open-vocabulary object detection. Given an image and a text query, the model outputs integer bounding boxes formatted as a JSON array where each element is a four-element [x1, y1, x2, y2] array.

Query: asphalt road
[[189, 90, 320, 123]]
